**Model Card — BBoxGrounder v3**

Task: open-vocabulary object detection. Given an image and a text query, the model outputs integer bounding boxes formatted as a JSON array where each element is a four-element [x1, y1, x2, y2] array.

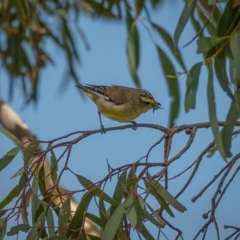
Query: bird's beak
[[153, 101, 162, 113]]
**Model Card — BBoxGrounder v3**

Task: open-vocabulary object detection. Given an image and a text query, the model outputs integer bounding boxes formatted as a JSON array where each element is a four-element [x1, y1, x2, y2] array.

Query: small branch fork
[[2, 121, 240, 239]]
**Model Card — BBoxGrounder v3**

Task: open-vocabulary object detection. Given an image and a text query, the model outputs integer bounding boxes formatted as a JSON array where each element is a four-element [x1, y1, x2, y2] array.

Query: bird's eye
[[140, 96, 151, 104]]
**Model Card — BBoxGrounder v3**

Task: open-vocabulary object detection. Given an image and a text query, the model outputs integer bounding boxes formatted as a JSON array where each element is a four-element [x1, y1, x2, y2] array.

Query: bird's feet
[[100, 124, 106, 134], [131, 121, 138, 130]]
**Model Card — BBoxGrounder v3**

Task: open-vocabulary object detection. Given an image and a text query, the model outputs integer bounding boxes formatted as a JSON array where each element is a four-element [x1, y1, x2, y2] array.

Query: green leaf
[[17, 173, 27, 196], [86, 213, 101, 227], [214, 56, 233, 99], [110, 170, 127, 215], [136, 0, 145, 14], [207, 63, 228, 159], [221, 100, 240, 157], [156, 46, 180, 127], [99, 198, 108, 229], [0, 146, 21, 172], [152, 23, 186, 71], [24, 141, 39, 180], [50, 150, 58, 182], [126, 11, 141, 88], [102, 202, 125, 240], [138, 223, 155, 240], [0, 210, 7, 219], [217, 1, 240, 37], [144, 180, 174, 217], [66, 189, 97, 238], [142, 200, 165, 227], [230, 30, 240, 84], [197, 37, 223, 54], [76, 174, 118, 206], [58, 198, 70, 236], [46, 208, 55, 237], [25, 227, 38, 240], [185, 62, 202, 112], [31, 194, 42, 224], [0, 128, 21, 145], [147, 176, 186, 213], [0, 185, 18, 210], [125, 195, 137, 228], [0, 218, 7, 240], [24, 141, 39, 164], [11, 167, 24, 179], [174, 0, 197, 50], [7, 224, 30, 236]]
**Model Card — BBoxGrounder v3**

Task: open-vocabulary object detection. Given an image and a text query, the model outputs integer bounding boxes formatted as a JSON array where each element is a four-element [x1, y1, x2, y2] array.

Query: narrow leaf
[[197, 37, 223, 54], [110, 170, 127, 215], [0, 218, 7, 240], [0, 128, 21, 145], [66, 189, 97, 238], [207, 63, 228, 159], [50, 150, 58, 182], [102, 202, 125, 240], [214, 56, 233, 99], [125, 195, 137, 228], [152, 23, 186, 71], [157, 46, 180, 127], [0, 185, 18, 210], [0, 146, 21, 172], [221, 100, 240, 157], [138, 223, 155, 240], [185, 62, 202, 112], [76, 174, 118, 206], [147, 176, 186, 212], [7, 224, 30, 236], [174, 0, 197, 50], [46, 208, 55, 237], [126, 11, 141, 88], [58, 198, 70, 236]]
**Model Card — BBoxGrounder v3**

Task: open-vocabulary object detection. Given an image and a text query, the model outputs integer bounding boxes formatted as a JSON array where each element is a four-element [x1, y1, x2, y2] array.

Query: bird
[[76, 84, 162, 133]]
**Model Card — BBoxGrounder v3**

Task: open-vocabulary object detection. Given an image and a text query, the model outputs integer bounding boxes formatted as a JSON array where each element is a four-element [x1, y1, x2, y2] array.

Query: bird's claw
[[100, 124, 106, 134], [131, 121, 138, 130]]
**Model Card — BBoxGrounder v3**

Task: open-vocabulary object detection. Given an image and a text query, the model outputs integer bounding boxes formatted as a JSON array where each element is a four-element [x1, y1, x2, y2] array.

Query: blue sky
[[0, 2, 239, 239]]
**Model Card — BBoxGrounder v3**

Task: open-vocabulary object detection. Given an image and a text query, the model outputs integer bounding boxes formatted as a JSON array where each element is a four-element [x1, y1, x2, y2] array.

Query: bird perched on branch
[[76, 84, 162, 133]]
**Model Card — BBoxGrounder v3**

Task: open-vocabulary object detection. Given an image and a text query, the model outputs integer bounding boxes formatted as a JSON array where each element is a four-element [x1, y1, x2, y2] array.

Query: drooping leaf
[[185, 62, 202, 112], [0, 146, 21, 172], [144, 180, 174, 217], [125, 195, 137, 228], [0, 218, 7, 240], [50, 150, 58, 182], [46, 208, 55, 237], [230, 30, 240, 84], [102, 202, 125, 240], [7, 224, 30, 236], [138, 223, 155, 240], [99, 197, 108, 229], [207, 63, 228, 159], [214, 56, 233, 99], [0, 128, 21, 145], [66, 189, 97, 238], [147, 175, 187, 213], [152, 23, 186, 71], [126, 11, 141, 88], [197, 37, 223, 54], [76, 174, 118, 206], [58, 198, 71, 236], [110, 170, 127, 215], [221, 100, 240, 157], [174, 0, 197, 50], [156, 46, 180, 127], [0, 185, 18, 210]]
